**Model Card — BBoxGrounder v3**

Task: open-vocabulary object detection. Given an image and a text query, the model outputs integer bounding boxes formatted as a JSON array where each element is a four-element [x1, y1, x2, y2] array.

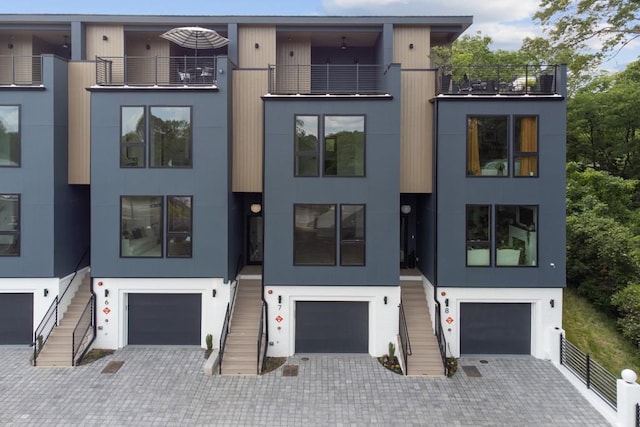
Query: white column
[[548, 327, 564, 364], [617, 369, 640, 427]]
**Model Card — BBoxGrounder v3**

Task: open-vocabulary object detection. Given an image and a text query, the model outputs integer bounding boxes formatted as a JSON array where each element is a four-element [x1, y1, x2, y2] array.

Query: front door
[[247, 215, 263, 265]]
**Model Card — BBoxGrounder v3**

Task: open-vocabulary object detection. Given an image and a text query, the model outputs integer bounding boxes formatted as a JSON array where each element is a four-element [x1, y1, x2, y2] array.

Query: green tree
[[612, 284, 640, 348]]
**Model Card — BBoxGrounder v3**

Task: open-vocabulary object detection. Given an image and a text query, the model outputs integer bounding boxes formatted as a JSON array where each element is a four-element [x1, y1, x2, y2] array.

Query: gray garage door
[[128, 293, 201, 345], [460, 303, 531, 355], [295, 301, 368, 353], [0, 293, 33, 345]]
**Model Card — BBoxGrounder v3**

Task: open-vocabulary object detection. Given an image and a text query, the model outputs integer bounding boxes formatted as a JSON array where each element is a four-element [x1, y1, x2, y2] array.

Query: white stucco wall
[[263, 285, 401, 357], [92, 277, 232, 349]]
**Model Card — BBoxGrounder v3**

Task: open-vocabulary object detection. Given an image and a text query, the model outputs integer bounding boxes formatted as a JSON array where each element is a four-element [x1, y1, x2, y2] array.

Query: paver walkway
[[0, 347, 610, 426]]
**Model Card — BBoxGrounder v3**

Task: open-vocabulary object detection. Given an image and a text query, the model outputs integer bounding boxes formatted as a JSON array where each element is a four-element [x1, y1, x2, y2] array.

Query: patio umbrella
[[160, 26, 230, 55]]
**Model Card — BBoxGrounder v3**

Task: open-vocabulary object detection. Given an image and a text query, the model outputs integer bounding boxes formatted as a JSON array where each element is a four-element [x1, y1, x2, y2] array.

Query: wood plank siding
[[275, 37, 311, 94], [394, 26, 434, 193], [233, 26, 275, 192], [68, 61, 94, 184]]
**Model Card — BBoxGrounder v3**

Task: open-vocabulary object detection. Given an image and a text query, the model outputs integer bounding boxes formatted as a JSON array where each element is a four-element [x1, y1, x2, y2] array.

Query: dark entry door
[[295, 301, 368, 353], [460, 303, 531, 355], [247, 215, 263, 264], [0, 293, 33, 344], [128, 293, 201, 345]]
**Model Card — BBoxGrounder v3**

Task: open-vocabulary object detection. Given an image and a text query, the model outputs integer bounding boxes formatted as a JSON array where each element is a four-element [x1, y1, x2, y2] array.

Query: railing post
[[326, 63, 330, 94], [11, 55, 15, 85], [559, 333, 564, 365], [356, 62, 360, 94], [155, 56, 158, 86], [586, 353, 591, 389]]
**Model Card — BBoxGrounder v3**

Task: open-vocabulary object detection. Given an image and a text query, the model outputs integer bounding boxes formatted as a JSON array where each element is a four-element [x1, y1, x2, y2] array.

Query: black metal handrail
[[398, 300, 412, 375], [32, 297, 58, 365], [59, 247, 90, 306], [0, 55, 43, 85], [71, 295, 94, 366], [636, 402, 639, 427], [560, 333, 617, 408], [257, 300, 267, 374], [434, 300, 449, 377], [218, 303, 231, 374]]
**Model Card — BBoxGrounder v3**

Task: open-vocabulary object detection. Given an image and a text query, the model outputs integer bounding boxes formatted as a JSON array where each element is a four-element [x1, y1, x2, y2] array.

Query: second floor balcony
[[95, 56, 220, 87], [267, 64, 390, 96], [0, 55, 43, 86]]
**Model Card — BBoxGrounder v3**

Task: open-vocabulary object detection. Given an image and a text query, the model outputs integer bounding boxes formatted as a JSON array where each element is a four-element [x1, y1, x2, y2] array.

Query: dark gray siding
[[0, 55, 88, 278], [262, 65, 401, 287], [90, 59, 232, 279], [435, 97, 566, 288]]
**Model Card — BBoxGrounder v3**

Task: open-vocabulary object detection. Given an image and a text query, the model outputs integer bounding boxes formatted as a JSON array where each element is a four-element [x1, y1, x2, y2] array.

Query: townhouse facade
[[0, 14, 566, 372]]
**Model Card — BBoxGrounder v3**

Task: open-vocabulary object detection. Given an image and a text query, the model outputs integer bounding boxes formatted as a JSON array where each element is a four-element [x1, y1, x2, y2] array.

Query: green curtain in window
[[519, 117, 537, 176], [467, 118, 480, 175]]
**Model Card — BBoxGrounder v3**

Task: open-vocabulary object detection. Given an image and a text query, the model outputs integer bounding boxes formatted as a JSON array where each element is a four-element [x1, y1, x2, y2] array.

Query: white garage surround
[[263, 285, 401, 357], [424, 278, 563, 360], [92, 277, 231, 349]]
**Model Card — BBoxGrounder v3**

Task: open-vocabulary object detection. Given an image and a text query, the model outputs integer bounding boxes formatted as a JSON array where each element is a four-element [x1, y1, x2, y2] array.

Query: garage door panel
[[460, 303, 531, 355], [128, 293, 201, 345], [296, 301, 368, 353], [0, 293, 33, 344]]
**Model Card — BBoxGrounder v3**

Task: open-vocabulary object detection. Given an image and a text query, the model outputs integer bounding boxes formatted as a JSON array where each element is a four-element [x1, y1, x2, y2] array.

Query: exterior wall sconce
[[255, 43, 259, 49], [278, 295, 282, 304], [289, 50, 294, 57], [219, 68, 224, 74], [250, 203, 262, 214], [146, 43, 151, 50], [102, 35, 108, 41], [401, 205, 412, 214], [7, 43, 13, 49], [105, 289, 109, 298], [383, 296, 388, 305], [409, 43, 414, 49], [212, 289, 217, 298], [549, 299, 554, 308], [445, 298, 449, 307], [43, 289, 49, 297]]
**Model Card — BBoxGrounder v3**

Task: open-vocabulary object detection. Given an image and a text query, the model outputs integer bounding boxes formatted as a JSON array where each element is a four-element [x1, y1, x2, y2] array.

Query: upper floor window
[[295, 115, 319, 177], [120, 106, 192, 169], [0, 106, 20, 167], [294, 115, 365, 177], [0, 194, 20, 256], [324, 116, 365, 177], [121, 106, 145, 167], [467, 115, 540, 178], [150, 107, 192, 168]]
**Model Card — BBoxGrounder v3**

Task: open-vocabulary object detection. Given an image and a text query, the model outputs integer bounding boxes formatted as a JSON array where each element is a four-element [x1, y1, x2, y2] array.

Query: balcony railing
[[437, 64, 560, 96], [96, 56, 218, 87], [268, 64, 387, 95], [0, 55, 43, 86]]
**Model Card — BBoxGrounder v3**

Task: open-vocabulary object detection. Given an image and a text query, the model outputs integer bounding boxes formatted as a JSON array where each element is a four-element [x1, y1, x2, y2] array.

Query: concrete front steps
[[400, 280, 445, 376], [220, 279, 263, 376], [35, 274, 93, 367]]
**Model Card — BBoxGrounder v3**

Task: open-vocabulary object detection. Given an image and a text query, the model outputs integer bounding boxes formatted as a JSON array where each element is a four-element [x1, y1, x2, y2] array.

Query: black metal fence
[[268, 64, 387, 95], [0, 55, 43, 85], [398, 301, 412, 375], [560, 333, 617, 408]]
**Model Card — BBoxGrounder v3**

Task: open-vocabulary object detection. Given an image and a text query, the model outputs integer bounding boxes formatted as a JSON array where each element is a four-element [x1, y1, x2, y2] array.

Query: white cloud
[[322, 0, 542, 50]]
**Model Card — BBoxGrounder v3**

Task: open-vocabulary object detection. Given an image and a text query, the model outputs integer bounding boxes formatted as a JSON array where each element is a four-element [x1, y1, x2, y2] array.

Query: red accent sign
[[268, 289, 273, 294], [445, 316, 454, 324], [103, 307, 111, 315], [275, 315, 283, 323]]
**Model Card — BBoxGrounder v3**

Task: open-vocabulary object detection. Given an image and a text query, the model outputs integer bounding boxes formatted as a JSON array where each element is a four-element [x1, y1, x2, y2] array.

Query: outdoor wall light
[[104, 289, 109, 298], [622, 368, 637, 384], [255, 43, 259, 49], [278, 295, 282, 304], [401, 205, 412, 214], [146, 43, 151, 50], [43, 289, 49, 297], [7, 43, 13, 49], [212, 289, 217, 298], [250, 203, 262, 214], [549, 299, 554, 308], [102, 35, 108, 41], [289, 50, 294, 57], [219, 68, 224, 74], [409, 43, 414, 49], [383, 296, 388, 305]]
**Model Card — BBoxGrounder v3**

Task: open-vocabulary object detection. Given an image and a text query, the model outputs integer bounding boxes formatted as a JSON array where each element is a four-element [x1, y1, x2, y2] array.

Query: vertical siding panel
[[86, 25, 124, 83], [126, 36, 171, 84], [394, 25, 434, 193], [238, 26, 276, 68], [68, 61, 94, 184], [233, 70, 268, 192], [275, 38, 311, 93], [0, 34, 32, 83]]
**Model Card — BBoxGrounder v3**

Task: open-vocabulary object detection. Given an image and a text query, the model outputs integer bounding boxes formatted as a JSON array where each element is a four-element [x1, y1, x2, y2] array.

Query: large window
[[0, 194, 20, 256], [121, 196, 163, 258], [294, 115, 365, 177], [496, 205, 537, 266], [467, 115, 539, 177], [340, 204, 365, 266], [120, 106, 145, 167], [324, 116, 365, 176], [294, 204, 336, 265], [0, 106, 20, 167], [150, 107, 192, 168], [120, 106, 192, 168], [466, 205, 490, 266], [295, 115, 319, 177], [167, 196, 192, 258]]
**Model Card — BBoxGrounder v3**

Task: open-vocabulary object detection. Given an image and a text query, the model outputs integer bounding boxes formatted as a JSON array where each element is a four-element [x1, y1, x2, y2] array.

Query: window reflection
[[150, 107, 192, 168], [0, 194, 19, 256], [0, 106, 20, 167], [121, 196, 162, 257], [294, 204, 336, 265]]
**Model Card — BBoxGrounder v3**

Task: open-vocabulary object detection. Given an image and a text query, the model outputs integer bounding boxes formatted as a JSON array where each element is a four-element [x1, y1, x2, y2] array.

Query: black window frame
[[465, 204, 491, 267], [0, 105, 21, 168], [466, 115, 509, 178], [513, 115, 539, 178], [120, 105, 146, 168], [495, 204, 539, 268], [0, 194, 20, 257], [293, 203, 337, 266], [323, 115, 366, 177]]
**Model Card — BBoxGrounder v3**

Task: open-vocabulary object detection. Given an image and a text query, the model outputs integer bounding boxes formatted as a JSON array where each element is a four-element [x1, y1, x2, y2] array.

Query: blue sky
[[4, 0, 635, 70]]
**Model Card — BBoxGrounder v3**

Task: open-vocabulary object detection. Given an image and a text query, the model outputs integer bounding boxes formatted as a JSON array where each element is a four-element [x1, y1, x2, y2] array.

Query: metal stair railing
[[72, 294, 95, 366], [398, 300, 412, 375]]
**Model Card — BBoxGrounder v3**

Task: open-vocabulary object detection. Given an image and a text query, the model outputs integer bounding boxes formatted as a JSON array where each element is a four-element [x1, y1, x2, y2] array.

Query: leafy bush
[[612, 285, 640, 348]]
